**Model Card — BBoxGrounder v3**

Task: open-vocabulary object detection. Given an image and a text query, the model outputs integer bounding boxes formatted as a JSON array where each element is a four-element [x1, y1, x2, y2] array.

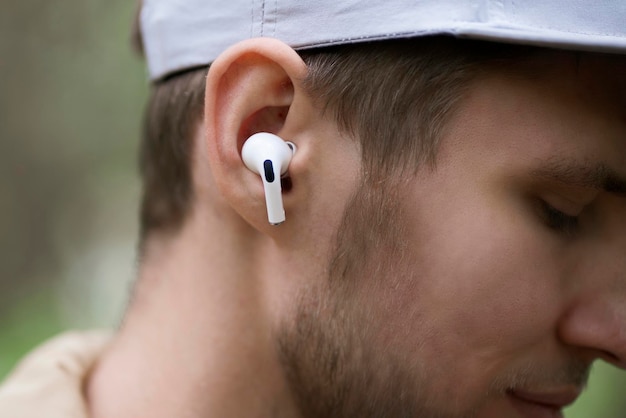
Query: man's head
[[92, 2, 626, 417]]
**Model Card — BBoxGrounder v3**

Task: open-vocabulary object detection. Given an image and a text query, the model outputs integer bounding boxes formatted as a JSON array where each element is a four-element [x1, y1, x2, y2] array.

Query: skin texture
[[87, 40, 626, 418], [279, 54, 626, 417]]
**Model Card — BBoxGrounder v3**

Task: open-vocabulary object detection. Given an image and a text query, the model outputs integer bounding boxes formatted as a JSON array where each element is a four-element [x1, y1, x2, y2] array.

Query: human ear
[[204, 38, 308, 232]]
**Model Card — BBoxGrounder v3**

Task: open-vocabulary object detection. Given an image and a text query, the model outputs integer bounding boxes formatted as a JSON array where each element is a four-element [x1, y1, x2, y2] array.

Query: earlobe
[[203, 38, 308, 230]]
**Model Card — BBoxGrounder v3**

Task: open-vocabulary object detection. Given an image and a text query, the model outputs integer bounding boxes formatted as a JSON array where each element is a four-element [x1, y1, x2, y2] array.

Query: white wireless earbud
[[242, 132, 296, 225]]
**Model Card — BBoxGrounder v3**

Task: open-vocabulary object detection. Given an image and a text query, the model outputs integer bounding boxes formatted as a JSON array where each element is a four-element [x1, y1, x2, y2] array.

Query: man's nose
[[558, 295, 626, 369]]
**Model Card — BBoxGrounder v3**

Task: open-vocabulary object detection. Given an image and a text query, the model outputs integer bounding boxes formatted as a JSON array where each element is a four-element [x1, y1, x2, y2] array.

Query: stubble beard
[[276, 177, 478, 418], [275, 174, 592, 418]]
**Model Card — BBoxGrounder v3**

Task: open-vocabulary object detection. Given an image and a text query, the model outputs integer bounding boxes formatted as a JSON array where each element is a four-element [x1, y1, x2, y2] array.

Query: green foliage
[[566, 362, 626, 418], [0, 286, 63, 379]]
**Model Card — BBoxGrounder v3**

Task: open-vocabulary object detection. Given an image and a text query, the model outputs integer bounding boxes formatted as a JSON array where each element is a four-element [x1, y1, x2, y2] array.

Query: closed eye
[[539, 200, 580, 236]]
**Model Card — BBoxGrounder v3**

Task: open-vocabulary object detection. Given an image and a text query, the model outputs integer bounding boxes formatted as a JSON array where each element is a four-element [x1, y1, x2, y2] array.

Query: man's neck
[[86, 208, 301, 417]]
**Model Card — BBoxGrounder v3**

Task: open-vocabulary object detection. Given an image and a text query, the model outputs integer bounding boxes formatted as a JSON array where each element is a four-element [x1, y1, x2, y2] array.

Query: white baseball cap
[[140, 0, 626, 81]]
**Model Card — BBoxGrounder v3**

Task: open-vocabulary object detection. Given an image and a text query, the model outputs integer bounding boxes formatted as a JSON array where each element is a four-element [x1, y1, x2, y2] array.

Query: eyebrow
[[531, 160, 626, 197]]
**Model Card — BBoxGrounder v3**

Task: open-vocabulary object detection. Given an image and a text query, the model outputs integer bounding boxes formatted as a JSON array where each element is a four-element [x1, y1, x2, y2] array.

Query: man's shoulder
[[0, 330, 112, 418]]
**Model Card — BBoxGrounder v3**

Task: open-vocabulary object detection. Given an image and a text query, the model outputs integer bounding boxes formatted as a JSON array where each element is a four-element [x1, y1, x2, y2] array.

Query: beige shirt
[[0, 331, 111, 418]]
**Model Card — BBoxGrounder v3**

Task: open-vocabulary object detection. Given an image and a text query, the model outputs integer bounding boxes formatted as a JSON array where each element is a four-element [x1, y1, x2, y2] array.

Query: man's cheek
[[422, 211, 558, 348]]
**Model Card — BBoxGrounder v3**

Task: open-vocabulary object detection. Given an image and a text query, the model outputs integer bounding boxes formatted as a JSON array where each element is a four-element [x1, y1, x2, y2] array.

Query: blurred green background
[[0, 1, 624, 417], [0, 0, 143, 383]]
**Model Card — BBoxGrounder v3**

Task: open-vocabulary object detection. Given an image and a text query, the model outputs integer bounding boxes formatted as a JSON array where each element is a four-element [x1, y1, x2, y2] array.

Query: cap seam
[[292, 27, 626, 51], [250, 0, 254, 38], [261, 0, 266, 36]]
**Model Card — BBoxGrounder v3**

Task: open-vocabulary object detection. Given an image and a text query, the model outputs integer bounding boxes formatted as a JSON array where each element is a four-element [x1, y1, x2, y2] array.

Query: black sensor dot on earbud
[[263, 160, 275, 183]]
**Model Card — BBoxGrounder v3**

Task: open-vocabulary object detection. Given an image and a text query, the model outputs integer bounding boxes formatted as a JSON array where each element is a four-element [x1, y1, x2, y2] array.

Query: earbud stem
[[260, 159, 285, 225], [241, 132, 295, 225]]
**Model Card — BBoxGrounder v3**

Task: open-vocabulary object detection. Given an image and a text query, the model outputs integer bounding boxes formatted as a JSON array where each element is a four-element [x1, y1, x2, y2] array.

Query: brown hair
[[133, 22, 537, 243], [138, 68, 207, 240]]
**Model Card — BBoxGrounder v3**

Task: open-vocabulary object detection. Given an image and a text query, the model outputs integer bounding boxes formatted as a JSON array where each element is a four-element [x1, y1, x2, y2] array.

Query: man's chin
[[276, 296, 477, 418]]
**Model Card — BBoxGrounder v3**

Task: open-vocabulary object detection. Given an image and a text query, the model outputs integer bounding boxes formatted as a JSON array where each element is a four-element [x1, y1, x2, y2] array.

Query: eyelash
[[540, 201, 580, 235]]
